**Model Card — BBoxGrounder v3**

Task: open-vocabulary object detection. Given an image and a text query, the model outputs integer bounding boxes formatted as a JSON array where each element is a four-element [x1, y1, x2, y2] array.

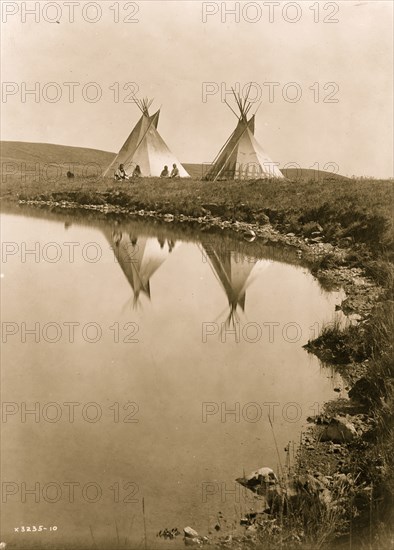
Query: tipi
[[106, 230, 173, 308], [200, 240, 258, 327], [205, 89, 284, 181], [104, 98, 190, 178]]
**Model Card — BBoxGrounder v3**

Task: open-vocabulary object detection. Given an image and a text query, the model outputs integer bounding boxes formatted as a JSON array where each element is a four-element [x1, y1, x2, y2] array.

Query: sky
[[1, 0, 393, 178]]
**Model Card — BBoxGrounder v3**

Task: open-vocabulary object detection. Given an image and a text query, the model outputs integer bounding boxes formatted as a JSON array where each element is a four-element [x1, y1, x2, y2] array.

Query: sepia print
[[0, 1, 393, 549]]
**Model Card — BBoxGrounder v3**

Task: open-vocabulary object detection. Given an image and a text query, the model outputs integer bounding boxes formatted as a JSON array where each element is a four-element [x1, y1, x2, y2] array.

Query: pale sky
[[1, 0, 393, 177]]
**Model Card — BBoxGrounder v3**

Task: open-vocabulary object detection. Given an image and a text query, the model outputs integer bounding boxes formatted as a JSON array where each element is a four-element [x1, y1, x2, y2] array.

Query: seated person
[[160, 165, 169, 178], [170, 163, 180, 178], [114, 164, 129, 180], [132, 165, 142, 178]]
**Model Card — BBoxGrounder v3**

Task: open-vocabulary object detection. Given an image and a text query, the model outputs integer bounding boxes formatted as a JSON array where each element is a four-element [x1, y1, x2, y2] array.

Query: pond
[[1, 207, 345, 549]]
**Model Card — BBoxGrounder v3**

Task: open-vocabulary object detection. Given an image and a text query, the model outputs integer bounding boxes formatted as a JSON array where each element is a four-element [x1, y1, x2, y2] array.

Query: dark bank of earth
[[2, 176, 393, 549]]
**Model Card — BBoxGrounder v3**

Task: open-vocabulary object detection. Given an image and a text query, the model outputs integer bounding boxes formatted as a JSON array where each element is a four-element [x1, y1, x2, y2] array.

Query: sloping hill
[[183, 163, 206, 179], [183, 163, 349, 182], [0, 141, 115, 175], [1, 141, 196, 178], [1, 142, 348, 181], [281, 167, 349, 182]]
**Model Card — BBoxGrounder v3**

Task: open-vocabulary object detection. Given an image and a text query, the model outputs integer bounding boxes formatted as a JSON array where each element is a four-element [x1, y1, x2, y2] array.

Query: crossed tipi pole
[[205, 86, 284, 181], [104, 97, 190, 178]]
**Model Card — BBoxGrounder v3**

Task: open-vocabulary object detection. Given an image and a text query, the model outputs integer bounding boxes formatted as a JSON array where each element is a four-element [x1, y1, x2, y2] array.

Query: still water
[[1, 209, 344, 549]]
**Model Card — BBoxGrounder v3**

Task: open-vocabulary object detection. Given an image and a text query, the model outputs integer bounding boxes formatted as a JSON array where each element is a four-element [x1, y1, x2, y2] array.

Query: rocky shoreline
[[18, 196, 384, 314], [11, 195, 391, 548]]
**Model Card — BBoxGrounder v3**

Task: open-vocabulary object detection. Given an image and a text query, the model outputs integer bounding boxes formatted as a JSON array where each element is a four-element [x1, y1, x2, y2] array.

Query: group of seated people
[[114, 163, 180, 180], [159, 164, 179, 178], [114, 164, 139, 180]]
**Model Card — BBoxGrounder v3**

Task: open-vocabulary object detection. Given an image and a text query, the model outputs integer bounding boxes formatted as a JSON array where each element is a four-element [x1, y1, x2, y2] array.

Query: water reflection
[[104, 225, 271, 324], [105, 230, 177, 308], [200, 240, 267, 327], [1, 205, 347, 550], [104, 224, 267, 322]]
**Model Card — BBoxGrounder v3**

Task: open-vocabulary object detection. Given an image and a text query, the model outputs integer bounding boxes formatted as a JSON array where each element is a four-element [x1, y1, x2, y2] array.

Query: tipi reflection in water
[[106, 230, 176, 309], [201, 241, 270, 327]]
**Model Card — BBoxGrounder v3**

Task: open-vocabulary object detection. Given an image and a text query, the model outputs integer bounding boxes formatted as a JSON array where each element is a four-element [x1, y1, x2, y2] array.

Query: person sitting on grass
[[170, 163, 180, 178], [114, 164, 129, 180], [132, 165, 142, 178], [160, 165, 169, 178]]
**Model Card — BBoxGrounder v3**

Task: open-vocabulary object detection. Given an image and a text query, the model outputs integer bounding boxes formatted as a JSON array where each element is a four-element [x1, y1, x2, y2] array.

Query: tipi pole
[[125, 110, 158, 173], [224, 99, 240, 120], [205, 127, 238, 178], [211, 89, 255, 181], [212, 122, 250, 182], [104, 97, 155, 176]]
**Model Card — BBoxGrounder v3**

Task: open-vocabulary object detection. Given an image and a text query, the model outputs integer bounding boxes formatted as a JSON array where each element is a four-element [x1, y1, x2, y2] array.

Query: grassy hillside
[[1, 140, 393, 550], [183, 163, 350, 182], [1, 142, 392, 250], [0, 141, 115, 175], [1, 141, 348, 182]]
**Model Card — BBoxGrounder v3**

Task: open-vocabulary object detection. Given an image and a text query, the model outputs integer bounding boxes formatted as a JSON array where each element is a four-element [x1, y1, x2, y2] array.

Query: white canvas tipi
[[205, 89, 284, 181], [104, 98, 190, 178]]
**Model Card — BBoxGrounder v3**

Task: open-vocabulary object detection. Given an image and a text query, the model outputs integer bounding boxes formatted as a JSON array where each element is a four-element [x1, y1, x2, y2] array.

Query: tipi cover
[[201, 239, 272, 326], [106, 230, 172, 307], [205, 90, 284, 181], [105, 98, 190, 178], [201, 241, 256, 326]]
